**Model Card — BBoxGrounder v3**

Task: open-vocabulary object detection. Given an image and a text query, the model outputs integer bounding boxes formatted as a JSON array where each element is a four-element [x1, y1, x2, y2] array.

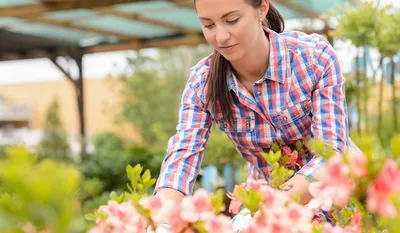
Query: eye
[[203, 24, 215, 29], [227, 18, 239, 24]]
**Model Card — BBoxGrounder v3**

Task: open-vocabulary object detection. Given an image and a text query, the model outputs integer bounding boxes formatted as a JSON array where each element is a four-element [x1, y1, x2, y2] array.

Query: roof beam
[[96, 8, 198, 34], [27, 17, 140, 40], [0, 49, 68, 61], [0, 0, 149, 18], [168, 0, 194, 8], [86, 34, 207, 53], [0, 34, 207, 61]]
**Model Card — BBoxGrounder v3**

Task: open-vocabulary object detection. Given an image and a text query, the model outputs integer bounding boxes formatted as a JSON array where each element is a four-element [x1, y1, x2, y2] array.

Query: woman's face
[[195, 0, 268, 62]]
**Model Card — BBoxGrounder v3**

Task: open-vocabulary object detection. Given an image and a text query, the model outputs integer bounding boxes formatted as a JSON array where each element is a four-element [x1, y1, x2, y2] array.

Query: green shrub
[[0, 147, 83, 233]]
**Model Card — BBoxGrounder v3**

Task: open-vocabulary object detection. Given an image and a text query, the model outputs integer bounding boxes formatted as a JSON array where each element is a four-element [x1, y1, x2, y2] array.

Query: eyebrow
[[199, 10, 240, 20]]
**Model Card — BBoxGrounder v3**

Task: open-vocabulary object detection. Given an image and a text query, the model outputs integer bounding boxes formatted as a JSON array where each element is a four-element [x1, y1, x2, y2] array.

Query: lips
[[219, 44, 236, 49], [219, 44, 237, 52]]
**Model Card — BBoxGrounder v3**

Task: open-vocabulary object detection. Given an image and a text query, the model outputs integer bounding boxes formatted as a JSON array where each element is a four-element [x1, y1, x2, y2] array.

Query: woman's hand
[[282, 174, 313, 205]]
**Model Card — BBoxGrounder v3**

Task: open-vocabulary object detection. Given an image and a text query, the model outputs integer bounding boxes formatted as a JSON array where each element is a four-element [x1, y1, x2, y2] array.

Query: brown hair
[[199, 1, 285, 126]]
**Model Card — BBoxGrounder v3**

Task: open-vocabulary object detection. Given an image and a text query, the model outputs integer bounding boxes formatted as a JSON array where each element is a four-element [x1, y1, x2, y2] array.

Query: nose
[[215, 26, 230, 44]]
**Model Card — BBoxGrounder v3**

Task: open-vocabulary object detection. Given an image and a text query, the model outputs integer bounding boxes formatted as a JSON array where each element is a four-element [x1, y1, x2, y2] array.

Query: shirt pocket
[[216, 116, 256, 133], [273, 99, 312, 141], [215, 115, 256, 147]]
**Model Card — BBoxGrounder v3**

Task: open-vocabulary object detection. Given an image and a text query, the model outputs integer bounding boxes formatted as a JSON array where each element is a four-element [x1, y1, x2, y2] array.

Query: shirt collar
[[227, 27, 290, 92]]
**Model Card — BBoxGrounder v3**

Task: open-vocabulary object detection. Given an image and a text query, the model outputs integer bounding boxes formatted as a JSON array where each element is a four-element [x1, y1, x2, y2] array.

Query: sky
[[0, 0, 398, 85]]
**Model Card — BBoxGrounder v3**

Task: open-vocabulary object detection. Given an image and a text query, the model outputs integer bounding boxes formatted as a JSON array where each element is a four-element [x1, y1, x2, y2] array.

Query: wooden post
[[75, 55, 86, 153], [50, 55, 86, 153]]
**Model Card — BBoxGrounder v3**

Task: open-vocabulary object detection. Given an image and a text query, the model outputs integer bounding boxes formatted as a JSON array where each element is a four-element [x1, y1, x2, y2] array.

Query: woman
[[154, 0, 357, 231]]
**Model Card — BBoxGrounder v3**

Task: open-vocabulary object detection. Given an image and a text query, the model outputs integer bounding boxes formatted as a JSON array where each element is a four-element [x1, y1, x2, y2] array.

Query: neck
[[230, 29, 270, 82]]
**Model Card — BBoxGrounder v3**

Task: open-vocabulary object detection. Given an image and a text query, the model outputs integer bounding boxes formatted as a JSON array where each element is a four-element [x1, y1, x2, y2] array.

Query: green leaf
[[85, 213, 96, 221], [273, 150, 282, 162], [244, 190, 263, 215], [210, 189, 225, 214], [390, 135, 400, 159], [271, 142, 280, 153], [194, 221, 208, 233], [142, 170, 151, 182], [296, 140, 303, 151]]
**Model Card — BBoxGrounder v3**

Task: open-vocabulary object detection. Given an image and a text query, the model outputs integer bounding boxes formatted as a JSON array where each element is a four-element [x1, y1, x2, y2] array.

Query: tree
[[375, 9, 400, 141], [38, 98, 71, 162], [118, 45, 212, 153], [333, 1, 381, 134]]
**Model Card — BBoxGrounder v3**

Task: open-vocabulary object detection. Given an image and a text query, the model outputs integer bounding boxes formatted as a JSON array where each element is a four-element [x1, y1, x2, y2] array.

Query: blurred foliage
[[203, 126, 244, 169], [332, 1, 381, 47], [0, 145, 6, 159], [344, 73, 358, 104], [332, 1, 400, 141], [364, 110, 400, 149], [79, 132, 162, 197], [38, 98, 72, 162], [80, 132, 126, 191], [118, 45, 212, 153], [374, 9, 400, 57], [0, 146, 84, 233]]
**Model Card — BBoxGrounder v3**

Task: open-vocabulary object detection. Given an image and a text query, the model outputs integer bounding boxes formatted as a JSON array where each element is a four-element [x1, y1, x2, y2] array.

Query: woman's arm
[[155, 188, 185, 205], [284, 38, 349, 205], [154, 69, 212, 197]]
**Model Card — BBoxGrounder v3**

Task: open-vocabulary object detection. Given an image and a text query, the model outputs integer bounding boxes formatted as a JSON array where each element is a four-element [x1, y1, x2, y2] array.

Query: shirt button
[[282, 116, 288, 122], [246, 121, 250, 128], [304, 105, 309, 110], [257, 91, 261, 95], [223, 123, 228, 128]]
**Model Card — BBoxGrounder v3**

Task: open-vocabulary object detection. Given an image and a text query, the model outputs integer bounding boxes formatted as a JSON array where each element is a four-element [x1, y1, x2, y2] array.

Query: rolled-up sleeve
[[154, 69, 212, 195], [296, 41, 349, 178]]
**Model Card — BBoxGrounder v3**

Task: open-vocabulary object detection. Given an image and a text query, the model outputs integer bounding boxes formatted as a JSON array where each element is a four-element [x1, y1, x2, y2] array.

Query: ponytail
[[264, 2, 285, 33]]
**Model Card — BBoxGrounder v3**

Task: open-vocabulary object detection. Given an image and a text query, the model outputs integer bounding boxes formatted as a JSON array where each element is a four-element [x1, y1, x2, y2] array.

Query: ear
[[259, 0, 269, 19]]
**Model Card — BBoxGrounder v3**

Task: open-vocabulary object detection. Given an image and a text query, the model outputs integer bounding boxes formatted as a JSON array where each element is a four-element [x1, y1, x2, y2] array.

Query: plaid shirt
[[155, 28, 351, 196]]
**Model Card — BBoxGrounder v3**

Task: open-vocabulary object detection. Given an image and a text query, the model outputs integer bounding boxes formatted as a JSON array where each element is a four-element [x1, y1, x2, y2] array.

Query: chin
[[220, 50, 244, 63]]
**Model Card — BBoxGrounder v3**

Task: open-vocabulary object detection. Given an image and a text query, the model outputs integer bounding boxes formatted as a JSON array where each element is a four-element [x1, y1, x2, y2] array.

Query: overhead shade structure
[[0, 0, 356, 152]]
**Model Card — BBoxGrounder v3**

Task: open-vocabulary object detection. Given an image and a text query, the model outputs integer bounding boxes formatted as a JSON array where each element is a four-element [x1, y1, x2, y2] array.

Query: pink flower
[[285, 203, 313, 232], [342, 212, 362, 233], [227, 183, 246, 214], [323, 155, 350, 181], [140, 195, 174, 224], [228, 199, 242, 214], [309, 155, 355, 210], [367, 159, 400, 217], [169, 206, 189, 233], [260, 186, 284, 208], [281, 145, 299, 167], [268, 220, 287, 233], [95, 200, 147, 233], [323, 217, 361, 233], [191, 189, 213, 213], [180, 189, 214, 222], [246, 178, 269, 192], [203, 213, 234, 233], [308, 181, 333, 211], [240, 225, 260, 233], [323, 223, 346, 233]]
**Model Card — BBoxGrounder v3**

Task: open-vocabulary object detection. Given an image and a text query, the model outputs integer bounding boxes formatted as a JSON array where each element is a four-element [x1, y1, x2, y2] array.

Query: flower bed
[[88, 137, 400, 233]]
